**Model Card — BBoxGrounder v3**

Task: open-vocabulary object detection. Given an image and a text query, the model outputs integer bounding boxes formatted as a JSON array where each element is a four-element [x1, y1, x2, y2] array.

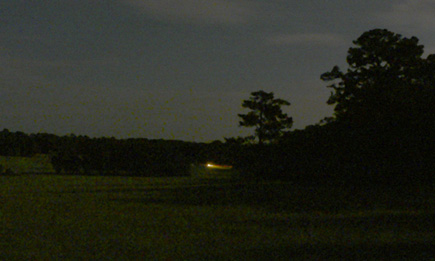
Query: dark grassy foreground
[[1, 174, 434, 260]]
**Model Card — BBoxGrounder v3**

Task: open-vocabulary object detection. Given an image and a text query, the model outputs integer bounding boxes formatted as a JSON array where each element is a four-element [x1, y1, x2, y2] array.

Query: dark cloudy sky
[[1, 1, 435, 141]]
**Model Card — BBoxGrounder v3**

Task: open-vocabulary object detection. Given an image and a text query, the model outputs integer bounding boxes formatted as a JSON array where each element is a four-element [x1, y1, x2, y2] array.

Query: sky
[[1, 0, 435, 142]]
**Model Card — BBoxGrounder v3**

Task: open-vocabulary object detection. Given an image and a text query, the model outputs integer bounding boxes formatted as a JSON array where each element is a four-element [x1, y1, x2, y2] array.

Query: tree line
[[1, 29, 434, 184], [236, 29, 434, 185], [0, 129, 235, 176]]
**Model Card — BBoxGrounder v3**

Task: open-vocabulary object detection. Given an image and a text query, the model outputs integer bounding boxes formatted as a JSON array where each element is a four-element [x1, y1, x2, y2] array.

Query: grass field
[[0, 155, 54, 174], [1, 174, 434, 260]]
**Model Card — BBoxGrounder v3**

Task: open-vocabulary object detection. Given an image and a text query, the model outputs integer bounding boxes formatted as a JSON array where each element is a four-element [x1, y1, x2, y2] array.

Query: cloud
[[122, 0, 258, 25], [268, 33, 346, 47], [371, 0, 435, 55], [375, 0, 435, 31]]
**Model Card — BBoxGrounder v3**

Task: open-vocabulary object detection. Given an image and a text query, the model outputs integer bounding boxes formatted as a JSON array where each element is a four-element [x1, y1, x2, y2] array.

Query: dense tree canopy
[[321, 29, 435, 131], [316, 28, 435, 180]]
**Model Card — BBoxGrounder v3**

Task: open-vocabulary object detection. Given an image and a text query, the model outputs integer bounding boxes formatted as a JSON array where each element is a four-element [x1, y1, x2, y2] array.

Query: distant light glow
[[206, 163, 233, 169]]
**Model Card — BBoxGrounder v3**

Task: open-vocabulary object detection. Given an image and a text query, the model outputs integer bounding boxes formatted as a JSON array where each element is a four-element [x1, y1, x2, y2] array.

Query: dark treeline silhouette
[[0, 129, 235, 176], [1, 29, 433, 184], [235, 29, 434, 185]]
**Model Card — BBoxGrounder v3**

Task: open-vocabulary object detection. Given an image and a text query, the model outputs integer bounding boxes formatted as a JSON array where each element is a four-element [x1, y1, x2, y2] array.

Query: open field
[[1, 174, 434, 260], [0, 155, 54, 174]]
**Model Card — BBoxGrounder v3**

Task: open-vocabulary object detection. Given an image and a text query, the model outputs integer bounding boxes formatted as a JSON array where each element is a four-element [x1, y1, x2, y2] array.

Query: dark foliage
[[233, 29, 434, 185], [1, 29, 433, 185], [238, 90, 293, 145], [0, 130, 222, 177]]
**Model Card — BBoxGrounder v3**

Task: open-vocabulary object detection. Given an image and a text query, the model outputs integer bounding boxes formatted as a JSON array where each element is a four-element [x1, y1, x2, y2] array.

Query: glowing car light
[[206, 163, 233, 169]]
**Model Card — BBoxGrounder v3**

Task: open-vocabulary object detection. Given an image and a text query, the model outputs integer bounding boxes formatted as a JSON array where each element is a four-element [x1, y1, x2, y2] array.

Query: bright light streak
[[206, 163, 233, 169]]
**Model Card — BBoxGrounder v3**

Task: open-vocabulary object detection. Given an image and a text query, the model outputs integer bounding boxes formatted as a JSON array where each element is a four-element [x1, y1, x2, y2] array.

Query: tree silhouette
[[320, 28, 429, 128], [238, 90, 293, 145], [320, 28, 435, 180]]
